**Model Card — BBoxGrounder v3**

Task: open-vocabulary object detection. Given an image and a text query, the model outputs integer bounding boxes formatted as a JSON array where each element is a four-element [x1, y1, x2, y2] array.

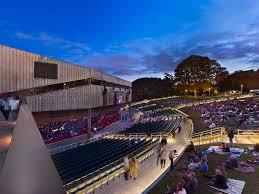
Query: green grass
[[180, 107, 209, 133], [149, 144, 259, 194]]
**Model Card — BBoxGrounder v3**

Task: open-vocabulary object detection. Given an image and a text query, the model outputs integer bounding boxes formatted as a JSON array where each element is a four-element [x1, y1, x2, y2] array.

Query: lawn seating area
[[149, 144, 259, 194]]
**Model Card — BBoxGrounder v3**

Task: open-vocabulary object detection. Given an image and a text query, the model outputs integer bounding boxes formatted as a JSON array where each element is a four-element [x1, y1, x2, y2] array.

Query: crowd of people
[[39, 110, 121, 143], [91, 110, 121, 132], [191, 98, 258, 129], [0, 96, 21, 121], [38, 118, 88, 143]]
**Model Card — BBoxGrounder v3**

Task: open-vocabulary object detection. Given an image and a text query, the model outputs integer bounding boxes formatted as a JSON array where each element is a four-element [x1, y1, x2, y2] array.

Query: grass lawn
[[149, 144, 259, 194], [180, 107, 209, 133]]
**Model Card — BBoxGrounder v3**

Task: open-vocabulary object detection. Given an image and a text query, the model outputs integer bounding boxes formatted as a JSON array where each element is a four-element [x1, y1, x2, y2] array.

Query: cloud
[[14, 31, 91, 53]]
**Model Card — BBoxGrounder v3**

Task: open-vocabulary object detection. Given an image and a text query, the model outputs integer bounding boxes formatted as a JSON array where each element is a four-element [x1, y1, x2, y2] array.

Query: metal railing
[[48, 132, 113, 155], [190, 127, 225, 145], [237, 129, 259, 136], [129, 133, 147, 139]]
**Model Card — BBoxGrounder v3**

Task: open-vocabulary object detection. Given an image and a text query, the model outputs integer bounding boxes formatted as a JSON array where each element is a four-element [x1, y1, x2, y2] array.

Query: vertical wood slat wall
[[0, 45, 132, 112], [0, 45, 131, 94]]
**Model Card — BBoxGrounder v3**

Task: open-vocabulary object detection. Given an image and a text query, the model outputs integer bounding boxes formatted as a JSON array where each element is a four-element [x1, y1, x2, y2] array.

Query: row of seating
[[146, 108, 176, 117], [120, 116, 181, 134]]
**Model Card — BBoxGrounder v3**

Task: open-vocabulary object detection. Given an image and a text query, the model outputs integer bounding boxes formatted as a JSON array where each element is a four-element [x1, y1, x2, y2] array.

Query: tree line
[[132, 55, 259, 101]]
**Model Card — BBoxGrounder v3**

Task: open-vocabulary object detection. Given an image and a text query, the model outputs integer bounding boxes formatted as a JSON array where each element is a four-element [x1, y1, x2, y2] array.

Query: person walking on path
[[123, 156, 130, 180], [129, 157, 138, 180], [157, 142, 162, 166], [228, 129, 234, 147], [161, 144, 168, 169]]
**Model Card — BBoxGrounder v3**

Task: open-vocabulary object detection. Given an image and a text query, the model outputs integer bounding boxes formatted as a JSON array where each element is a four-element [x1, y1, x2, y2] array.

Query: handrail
[[237, 129, 259, 135], [191, 127, 223, 138], [48, 131, 113, 155]]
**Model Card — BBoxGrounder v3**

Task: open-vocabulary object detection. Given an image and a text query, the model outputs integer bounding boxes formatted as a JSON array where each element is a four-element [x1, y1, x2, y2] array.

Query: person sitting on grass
[[200, 157, 209, 174], [184, 171, 198, 194], [225, 154, 239, 169], [223, 144, 230, 153], [208, 168, 228, 189], [174, 182, 187, 194], [187, 159, 200, 172], [247, 153, 259, 164]]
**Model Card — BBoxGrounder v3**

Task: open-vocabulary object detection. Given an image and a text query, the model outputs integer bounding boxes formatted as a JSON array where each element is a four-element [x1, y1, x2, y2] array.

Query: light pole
[[185, 89, 187, 95], [241, 84, 244, 94], [209, 87, 211, 96]]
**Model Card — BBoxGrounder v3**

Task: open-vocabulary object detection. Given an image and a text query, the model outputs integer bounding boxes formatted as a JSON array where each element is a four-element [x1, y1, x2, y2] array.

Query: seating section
[[38, 118, 88, 144], [51, 138, 158, 193], [146, 108, 176, 117], [92, 111, 121, 130], [52, 139, 156, 187], [121, 117, 181, 134], [38, 110, 121, 144]]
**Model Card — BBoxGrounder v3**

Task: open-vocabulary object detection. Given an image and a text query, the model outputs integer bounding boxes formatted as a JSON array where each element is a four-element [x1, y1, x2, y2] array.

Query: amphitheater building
[[0, 45, 132, 113]]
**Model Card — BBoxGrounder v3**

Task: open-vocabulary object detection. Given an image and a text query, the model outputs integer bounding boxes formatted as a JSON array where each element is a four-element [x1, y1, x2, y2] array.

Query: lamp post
[[241, 84, 244, 94], [209, 87, 211, 96], [185, 89, 187, 95]]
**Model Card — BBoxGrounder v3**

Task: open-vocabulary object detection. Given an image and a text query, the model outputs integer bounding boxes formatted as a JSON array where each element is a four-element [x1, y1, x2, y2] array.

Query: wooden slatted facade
[[0, 45, 132, 112]]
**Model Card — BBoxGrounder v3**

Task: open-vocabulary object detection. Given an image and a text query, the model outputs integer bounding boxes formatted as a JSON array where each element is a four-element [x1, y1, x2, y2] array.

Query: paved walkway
[[0, 125, 15, 172], [89, 120, 192, 194]]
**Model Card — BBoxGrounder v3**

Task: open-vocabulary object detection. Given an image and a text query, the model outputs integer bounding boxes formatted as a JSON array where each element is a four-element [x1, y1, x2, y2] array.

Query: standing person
[[178, 126, 182, 134], [9, 97, 20, 121], [0, 98, 4, 119], [157, 142, 162, 166], [123, 156, 130, 180], [2, 98, 10, 121], [129, 157, 138, 180], [161, 144, 168, 169], [129, 158, 138, 180], [169, 150, 177, 171], [228, 129, 234, 147]]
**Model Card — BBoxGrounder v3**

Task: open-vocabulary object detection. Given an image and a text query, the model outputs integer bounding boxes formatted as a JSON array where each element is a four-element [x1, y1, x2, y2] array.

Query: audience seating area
[[92, 111, 121, 130], [51, 138, 158, 193], [38, 119, 88, 144], [121, 116, 181, 134], [190, 98, 258, 129], [146, 108, 176, 117], [38, 110, 121, 144]]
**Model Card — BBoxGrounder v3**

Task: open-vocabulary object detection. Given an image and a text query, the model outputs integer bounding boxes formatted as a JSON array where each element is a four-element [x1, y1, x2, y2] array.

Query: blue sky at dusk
[[0, 0, 259, 81]]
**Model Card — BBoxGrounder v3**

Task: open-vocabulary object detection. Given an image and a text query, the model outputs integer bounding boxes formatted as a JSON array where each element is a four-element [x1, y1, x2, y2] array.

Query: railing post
[[210, 129, 212, 143], [199, 133, 201, 145], [220, 128, 223, 142]]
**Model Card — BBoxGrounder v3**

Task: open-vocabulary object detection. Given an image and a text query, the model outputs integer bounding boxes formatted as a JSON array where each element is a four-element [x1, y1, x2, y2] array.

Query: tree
[[174, 55, 227, 94], [132, 78, 174, 101]]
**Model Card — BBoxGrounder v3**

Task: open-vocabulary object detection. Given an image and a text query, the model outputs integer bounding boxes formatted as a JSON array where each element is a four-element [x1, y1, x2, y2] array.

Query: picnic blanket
[[207, 146, 244, 156], [209, 178, 245, 194]]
